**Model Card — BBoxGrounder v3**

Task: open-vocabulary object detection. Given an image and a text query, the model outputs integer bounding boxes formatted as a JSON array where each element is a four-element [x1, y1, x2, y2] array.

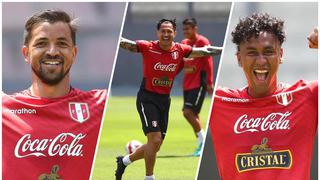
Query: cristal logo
[[14, 133, 86, 158], [154, 62, 177, 72], [234, 112, 291, 134]]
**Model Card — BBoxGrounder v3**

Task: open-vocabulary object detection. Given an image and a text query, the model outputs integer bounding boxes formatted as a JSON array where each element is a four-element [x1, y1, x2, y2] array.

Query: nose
[[47, 44, 59, 56], [255, 54, 267, 66]]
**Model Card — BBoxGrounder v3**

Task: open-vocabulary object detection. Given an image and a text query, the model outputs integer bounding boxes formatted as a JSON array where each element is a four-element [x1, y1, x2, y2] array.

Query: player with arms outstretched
[[181, 18, 215, 156], [210, 13, 318, 180], [115, 19, 222, 180], [2, 10, 106, 180]]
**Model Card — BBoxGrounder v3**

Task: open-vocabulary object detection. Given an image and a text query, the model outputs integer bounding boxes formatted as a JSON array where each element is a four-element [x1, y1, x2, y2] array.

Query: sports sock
[[145, 175, 155, 180], [196, 129, 205, 145], [122, 155, 132, 166]]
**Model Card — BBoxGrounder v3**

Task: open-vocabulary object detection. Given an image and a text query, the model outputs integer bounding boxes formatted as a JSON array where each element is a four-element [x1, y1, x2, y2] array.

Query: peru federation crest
[[69, 102, 90, 123], [276, 92, 293, 106], [171, 51, 179, 60]]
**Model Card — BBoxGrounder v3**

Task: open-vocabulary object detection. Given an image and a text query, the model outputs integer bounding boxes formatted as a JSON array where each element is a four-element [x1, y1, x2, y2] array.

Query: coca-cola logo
[[234, 112, 291, 134], [14, 133, 86, 158], [154, 62, 177, 72]]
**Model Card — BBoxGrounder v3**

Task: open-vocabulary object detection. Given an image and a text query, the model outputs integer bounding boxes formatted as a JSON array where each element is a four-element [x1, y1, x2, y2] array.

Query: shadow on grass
[[157, 154, 196, 158]]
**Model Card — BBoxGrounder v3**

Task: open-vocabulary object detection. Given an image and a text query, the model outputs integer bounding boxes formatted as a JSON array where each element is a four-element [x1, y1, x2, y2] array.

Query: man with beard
[[115, 19, 222, 180], [210, 13, 317, 180], [2, 10, 106, 180], [181, 18, 214, 156]]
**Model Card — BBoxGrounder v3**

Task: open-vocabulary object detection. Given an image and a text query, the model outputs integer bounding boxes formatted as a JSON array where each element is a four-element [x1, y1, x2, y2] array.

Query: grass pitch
[[92, 96, 211, 180]]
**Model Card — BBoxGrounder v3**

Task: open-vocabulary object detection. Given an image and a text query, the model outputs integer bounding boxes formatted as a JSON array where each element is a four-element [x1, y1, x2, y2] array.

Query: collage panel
[[92, 2, 231, 180], [199, 2, 318, 180], [2, 2, 126, 180]]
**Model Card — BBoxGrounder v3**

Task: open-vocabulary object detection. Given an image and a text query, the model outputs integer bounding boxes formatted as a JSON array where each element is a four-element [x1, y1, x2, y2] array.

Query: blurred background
[[2, 2, 126, 93], [112, 2, 231, 96], [198, 2, 318, 180]]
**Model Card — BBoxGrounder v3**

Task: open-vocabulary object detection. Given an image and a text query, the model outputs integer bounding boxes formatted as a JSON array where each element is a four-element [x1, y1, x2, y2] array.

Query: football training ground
[[92, 96, 211, 180]]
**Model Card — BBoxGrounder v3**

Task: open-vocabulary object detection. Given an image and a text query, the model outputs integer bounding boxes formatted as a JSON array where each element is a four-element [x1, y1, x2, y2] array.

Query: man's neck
[[247, 82, 278, 98], [188, 33, 197, 43], [30, 76, 71, 98], [159, 41, 174, 51]]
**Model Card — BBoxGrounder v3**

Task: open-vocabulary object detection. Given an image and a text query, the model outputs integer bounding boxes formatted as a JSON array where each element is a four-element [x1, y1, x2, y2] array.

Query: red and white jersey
[[210, 80, 318, 180], [2, 88, 107, 180], [181, 34, 214, 90], [136, 40, 192, 94]]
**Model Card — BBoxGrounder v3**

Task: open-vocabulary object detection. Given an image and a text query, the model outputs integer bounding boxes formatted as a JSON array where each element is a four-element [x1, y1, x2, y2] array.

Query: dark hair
[[232, 13, 285, 50], [182, 18, 197, 27], [157, 18, 176, 31], [24, 10, 77, 45]]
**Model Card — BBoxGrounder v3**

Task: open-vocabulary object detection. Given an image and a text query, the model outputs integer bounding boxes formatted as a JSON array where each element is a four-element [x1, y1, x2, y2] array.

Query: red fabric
[[2, 88, 107, 180], [136, 40, 192, 94], [181, 34, 214, 90], [210, 80, 318, 180]]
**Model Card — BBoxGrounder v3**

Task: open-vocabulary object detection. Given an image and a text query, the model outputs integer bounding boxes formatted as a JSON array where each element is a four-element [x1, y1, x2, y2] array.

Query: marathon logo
[[236, 138, 292, 173], [4, 108, 37, 115], [152, 77, 173, 87]]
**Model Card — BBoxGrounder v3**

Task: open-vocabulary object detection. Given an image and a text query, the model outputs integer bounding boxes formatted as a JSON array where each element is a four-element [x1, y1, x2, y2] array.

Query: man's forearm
[[120, 37, 139, 52], [187, 46, 223, 58]]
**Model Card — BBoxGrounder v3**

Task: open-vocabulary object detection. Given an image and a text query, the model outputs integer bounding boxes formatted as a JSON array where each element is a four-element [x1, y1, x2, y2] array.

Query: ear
[[72, 46, 78, 63], [236, 51, 242, 67], [279, 48, 284, 64], [173, 30, 177, 38], [22, 45, 30, 64]]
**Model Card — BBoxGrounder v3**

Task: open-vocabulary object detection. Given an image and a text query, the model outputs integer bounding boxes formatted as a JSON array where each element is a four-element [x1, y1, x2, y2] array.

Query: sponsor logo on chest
[[152, 77, 173, 87], [4, 108, 37, 115], [234, 112, 291, 134], [69, 102, 90, 123], [236, 137, 292, 172], [154, 62, 178, 72], [14, 133, 86, 158]]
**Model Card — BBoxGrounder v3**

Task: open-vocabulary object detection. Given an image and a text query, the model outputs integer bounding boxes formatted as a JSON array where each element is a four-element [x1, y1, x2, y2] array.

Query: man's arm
[[186, 46, 223, 59], [119, 37, 139, 52]]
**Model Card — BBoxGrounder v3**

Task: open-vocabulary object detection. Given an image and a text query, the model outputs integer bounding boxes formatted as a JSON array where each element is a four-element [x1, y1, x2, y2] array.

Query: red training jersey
[[136, 40, 192, 94], [210, 80, 318, 180], [181, 34, 214, 90], [2, 88, 107, 180]]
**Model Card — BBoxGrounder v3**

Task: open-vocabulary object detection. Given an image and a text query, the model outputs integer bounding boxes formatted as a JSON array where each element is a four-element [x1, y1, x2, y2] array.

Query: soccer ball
[[125, 140, 142, 154]]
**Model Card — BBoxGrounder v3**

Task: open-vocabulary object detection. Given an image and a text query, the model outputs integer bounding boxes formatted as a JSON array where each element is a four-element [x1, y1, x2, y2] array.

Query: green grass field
[[92, 96, 211, 180]]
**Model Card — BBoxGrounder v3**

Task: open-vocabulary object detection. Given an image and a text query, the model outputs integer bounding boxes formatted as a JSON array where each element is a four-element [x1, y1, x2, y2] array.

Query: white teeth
[[43, 61, 60, 65], [254, 69, 268, 73]]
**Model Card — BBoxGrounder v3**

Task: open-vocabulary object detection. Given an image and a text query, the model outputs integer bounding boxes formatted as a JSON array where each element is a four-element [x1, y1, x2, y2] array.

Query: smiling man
[[115, 19, 222, 180], [210, 13, 317, 180], [2, 10, 106, 180]]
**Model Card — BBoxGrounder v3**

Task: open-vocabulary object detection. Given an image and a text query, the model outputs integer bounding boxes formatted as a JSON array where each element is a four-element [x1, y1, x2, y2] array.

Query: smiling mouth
[[41, 59, 63, 66], [253, 69, 269, 81]]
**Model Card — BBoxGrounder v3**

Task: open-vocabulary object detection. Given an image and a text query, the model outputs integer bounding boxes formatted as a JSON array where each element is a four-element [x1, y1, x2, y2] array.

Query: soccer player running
[[2, 10, 106, 180], [181, 18, 214, 156], [210, 13, 318, 180], [115, 19, 222, 180]]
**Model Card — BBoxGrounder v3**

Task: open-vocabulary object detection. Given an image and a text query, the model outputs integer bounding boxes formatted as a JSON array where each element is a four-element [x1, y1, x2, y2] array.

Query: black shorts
[[183, 86, 206, 114], [136, 89, 171, 139]]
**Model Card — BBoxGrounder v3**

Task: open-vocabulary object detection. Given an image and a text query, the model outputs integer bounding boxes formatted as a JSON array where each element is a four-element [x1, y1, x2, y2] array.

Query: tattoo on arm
[[186, 46, 222, 58], [120, 37, 139, 52]]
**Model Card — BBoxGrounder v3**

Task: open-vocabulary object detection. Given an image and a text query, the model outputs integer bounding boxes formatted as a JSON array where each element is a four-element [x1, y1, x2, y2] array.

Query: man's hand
[[120, 37, 139, 52], [187, 45, 223, 59], [308, 28, 318, 49], [207, 84, 213, 94]]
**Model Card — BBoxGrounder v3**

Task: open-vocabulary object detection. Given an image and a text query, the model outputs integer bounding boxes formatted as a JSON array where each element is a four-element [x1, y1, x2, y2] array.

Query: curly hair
[[231, 13, 286, 50]]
